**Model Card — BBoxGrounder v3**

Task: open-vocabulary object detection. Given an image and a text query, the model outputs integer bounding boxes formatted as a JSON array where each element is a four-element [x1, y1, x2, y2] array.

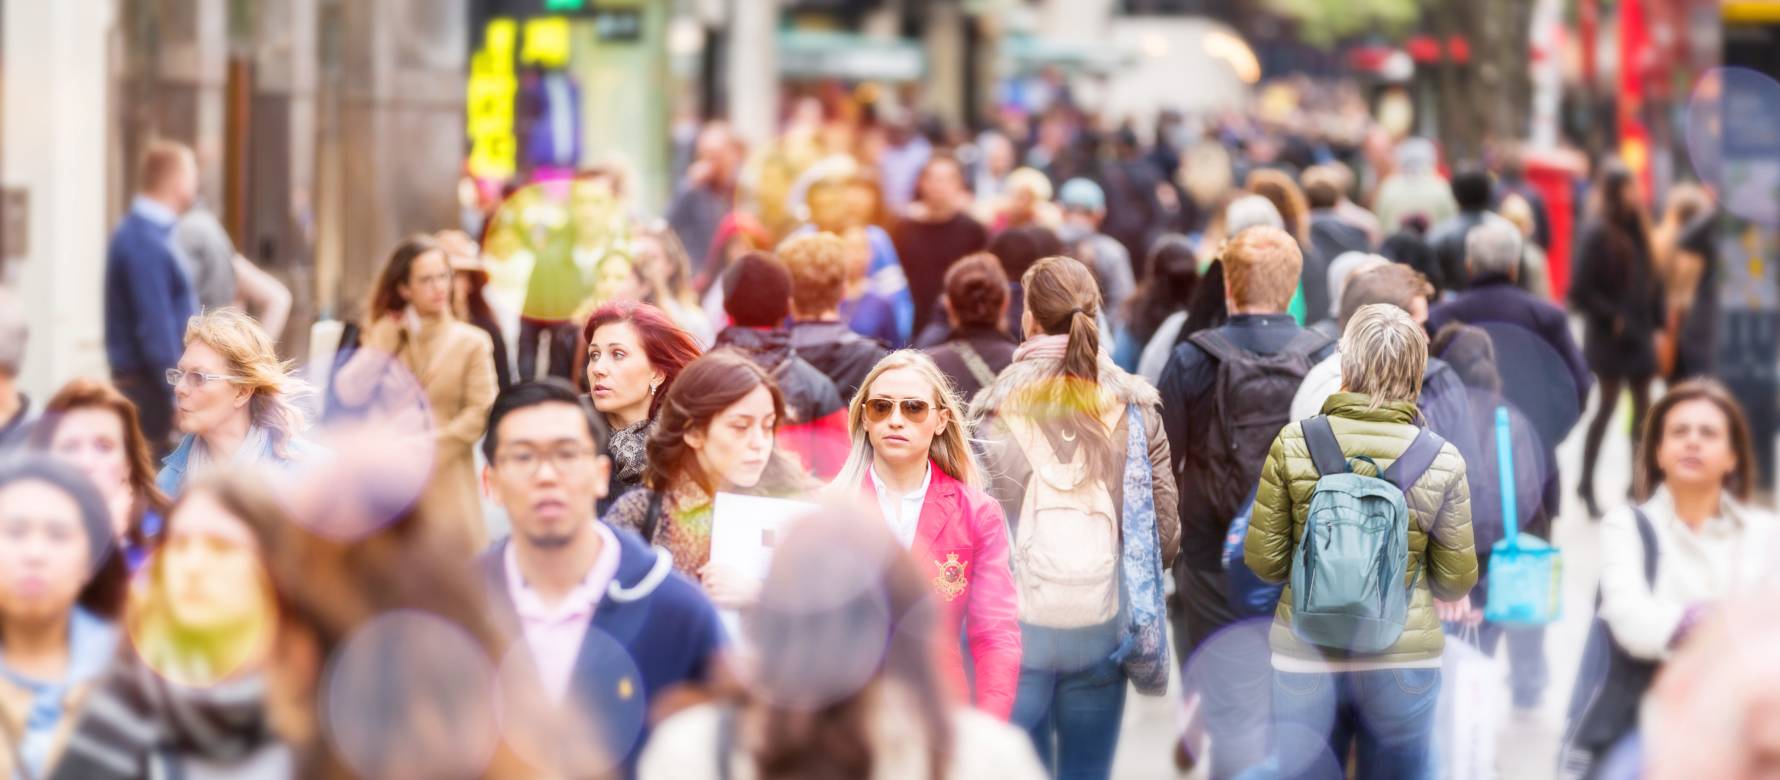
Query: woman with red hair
[[577, 300, 704, 512]]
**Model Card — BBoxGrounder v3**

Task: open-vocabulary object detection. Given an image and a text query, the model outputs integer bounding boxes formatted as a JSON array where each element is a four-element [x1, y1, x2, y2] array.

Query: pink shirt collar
[[503, 522, 622, 701]]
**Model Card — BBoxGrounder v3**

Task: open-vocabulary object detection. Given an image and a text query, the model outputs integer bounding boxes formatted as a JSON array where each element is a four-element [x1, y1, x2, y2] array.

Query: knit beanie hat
[[723, 251, 793, 328]]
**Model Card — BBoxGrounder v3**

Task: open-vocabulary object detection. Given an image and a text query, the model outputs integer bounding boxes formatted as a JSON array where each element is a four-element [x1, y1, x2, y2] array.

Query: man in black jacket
[[1428, 166, 1512, 297], [781, 233, 890, 401]]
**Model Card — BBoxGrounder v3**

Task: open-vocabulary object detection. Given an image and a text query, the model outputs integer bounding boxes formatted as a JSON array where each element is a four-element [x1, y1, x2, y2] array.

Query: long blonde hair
[[833, 351, 983, 491], [184, 308, 311, 460]]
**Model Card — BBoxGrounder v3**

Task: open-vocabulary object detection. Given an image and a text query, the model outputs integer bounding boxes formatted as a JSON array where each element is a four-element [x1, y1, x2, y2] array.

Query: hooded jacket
[[478, 524, 728, 774], [788, 320, 890, 401], [1245, 393, 1477, 667], [714, 326, 850, 478]]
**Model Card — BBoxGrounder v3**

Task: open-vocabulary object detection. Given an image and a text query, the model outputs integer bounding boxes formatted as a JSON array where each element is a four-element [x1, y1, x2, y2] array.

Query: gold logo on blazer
[[933, 553, 969, 602]]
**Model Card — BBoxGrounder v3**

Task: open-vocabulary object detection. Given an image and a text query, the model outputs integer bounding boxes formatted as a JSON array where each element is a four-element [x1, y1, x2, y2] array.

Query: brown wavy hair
[[1633, 379, 1757, 503], [31, 378, 173, 551], [645, 350, 808, 496]]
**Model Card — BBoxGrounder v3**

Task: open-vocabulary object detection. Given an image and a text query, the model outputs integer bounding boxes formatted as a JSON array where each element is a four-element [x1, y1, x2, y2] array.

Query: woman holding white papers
[[831, 351, 1022, 720], [603, 351, 810, 608]]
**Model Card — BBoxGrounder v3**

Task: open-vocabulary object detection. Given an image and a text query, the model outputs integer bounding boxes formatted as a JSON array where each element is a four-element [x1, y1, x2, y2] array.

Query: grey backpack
[[1289, 416, 1446, 653]]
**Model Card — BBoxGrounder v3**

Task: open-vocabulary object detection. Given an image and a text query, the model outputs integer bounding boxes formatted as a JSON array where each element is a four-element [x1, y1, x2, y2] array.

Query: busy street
[[3, 1, 1780, 779]]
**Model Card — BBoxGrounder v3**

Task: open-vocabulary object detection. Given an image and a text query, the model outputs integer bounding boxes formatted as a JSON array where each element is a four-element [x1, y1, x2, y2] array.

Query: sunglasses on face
[[864, 398, 932, 424]]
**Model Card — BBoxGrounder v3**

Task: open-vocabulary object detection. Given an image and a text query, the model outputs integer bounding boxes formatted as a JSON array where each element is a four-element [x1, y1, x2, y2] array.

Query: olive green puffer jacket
[[1244, 392, 1478, 666]]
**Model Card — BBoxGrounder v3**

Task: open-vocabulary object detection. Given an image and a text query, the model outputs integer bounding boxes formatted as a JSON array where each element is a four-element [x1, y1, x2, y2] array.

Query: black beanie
[[723, 251, 793, 328], [0, 456, 117, 570]]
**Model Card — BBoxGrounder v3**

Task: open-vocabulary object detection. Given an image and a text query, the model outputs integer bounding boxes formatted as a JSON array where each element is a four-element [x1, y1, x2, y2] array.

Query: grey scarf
[[609, 419, 654, 486]]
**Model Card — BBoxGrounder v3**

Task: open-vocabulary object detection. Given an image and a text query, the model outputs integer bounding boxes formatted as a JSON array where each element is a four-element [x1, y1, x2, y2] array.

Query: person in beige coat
[[334, 235, 497, 554]]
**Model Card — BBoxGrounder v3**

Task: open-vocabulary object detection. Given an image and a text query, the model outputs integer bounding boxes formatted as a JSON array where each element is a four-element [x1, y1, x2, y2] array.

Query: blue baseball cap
[[1058, 178, 1105, 212]]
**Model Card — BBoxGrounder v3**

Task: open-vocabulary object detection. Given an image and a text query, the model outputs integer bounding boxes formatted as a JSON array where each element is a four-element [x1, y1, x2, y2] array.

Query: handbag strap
[[952, 341, 1000, 389], [0, 700, 37, 780], [715, 704, 737, 780], [1494, 405, 1520, 545], [1631, 507, 1659, 586], [641, 490, 665, 546]]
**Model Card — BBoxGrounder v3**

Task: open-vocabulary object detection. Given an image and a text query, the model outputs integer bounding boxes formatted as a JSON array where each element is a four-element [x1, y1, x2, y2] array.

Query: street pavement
[[1112, 360, 1642, 779]]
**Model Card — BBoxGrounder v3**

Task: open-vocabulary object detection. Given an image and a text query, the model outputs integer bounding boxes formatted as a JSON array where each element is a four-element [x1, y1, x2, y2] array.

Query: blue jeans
[[1012, 658, 1128, 780], [1268, 668, 1440, 780], [1475, 621, 1549, 710]]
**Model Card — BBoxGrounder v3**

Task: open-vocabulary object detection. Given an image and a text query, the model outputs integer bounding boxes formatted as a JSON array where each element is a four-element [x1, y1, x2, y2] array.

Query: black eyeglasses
[[864, 398, 931, 424]]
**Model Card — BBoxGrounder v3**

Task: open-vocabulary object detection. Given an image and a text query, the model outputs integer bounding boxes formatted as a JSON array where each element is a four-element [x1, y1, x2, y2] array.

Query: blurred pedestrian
[[1650, 185, 1715, 382], [478, 380, 731, 774], [1245, 303, 1477, 780], [632, 222, 716, 347], [602, 352, 812, 605], [332, 236, 497, 554], [1247, 168, 1329, 327], [1308, 250, 1391, 340], [1572, 164, 1664, 520], [106, 141, 200, 458], [0, 460, 124, 780], [1639, 592, 1780, 780], [714, 253, 850, 478], [838, 226, 905, 347], [1567, 380, 1780, 775], [892, 156, 989, 336], [1056, 178, 1136, 328], [1379, 216, 1441, 287], [579, 300, 702, 513], [972, 129, 1019, 207], [975, 256, 1179, 779], [669, 121, 744, 272], [795, 156, 913, 344], [1495, 193, 1553, 299], [1372, 138, 1457, 235], [1492, 144, 1551, 250], [918, 224, 1064, 348], [173, 201, 237, 312], [0, 291, 35, 456], [1302, 165, 1373, 279], [1429, 165, 1516, 297], [992, 168, 1063, 234], [1098, 127, 1167, 266], [438, 229, 515, 392], [32, 378, 173, 572], [1323, 161, 1383, 247], [832, 351, 1022, 718], [783, 233, 891, 400], [49, 472, 286, 779], [926, 253, 1017, 400], [1115, 235, 1197, 375], [159, 308, 318, 498], [1158, 226, 1333, 778], [638, 509, 1047, 780]]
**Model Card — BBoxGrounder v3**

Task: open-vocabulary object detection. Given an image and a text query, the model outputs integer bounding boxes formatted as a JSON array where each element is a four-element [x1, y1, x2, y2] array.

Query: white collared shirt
[[504, 522, 622, 701], [869, 462, 932, 550]]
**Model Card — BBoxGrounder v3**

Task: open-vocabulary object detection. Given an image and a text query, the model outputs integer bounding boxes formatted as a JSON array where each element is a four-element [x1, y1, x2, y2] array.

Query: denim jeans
[[1269, 667, 1441, 780], [1012, 657, 1128, 780]]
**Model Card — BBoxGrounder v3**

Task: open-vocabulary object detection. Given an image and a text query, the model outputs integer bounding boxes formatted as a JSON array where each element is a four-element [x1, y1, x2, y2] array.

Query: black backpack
[[1183, 328, 1332, 525]]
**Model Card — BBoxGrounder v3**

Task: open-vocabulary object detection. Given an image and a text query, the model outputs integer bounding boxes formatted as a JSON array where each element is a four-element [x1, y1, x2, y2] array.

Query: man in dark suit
[[105, 140, 200, 456]]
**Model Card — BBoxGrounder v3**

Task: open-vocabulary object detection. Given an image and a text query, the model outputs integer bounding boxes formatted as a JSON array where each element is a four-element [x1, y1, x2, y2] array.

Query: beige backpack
[[1004, 409, 1122, 628]]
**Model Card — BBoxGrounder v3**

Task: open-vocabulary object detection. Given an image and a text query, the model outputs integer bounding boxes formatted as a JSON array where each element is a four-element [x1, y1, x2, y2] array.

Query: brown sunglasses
[[864, 398, 932, 423]]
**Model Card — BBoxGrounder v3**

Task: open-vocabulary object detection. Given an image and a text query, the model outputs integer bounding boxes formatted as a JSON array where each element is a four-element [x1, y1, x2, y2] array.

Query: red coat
[[858, 463, 1022, 719]]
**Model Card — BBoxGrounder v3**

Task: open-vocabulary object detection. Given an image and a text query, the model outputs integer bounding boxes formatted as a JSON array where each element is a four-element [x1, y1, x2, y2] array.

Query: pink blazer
[[859, 463, 1022, 719]]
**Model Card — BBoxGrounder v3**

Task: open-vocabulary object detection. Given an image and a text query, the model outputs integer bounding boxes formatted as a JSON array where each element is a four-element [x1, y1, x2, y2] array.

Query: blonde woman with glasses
[[831, 350, 1022, 721], [157, 308, 318, 497]]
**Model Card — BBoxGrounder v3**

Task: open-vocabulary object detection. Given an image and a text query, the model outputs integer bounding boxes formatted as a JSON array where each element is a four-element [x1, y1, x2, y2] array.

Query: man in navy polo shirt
[[478, 379, 728, 776]]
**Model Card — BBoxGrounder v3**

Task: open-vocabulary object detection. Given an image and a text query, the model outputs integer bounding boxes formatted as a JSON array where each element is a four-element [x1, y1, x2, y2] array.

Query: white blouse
[[1598, 485, 1780, 661]]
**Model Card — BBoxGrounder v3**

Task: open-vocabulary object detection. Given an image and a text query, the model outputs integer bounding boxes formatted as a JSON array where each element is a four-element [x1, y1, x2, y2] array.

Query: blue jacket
[[1428, 276, 1592, 454], [156, 432, 324, 499], [477, 525, 727, 776], [105, 204, 196, 375]]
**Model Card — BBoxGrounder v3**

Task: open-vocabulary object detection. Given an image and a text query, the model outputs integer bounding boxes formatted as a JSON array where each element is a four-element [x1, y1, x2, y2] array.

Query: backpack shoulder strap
[[715, 704, 737, 780], [1382, 428, 1448, 492], [1631, 507, 1659, 587], [1301, 416, 1348, 477], [1186, 329, 1243, 363], [1283, 327, 1335, 357]]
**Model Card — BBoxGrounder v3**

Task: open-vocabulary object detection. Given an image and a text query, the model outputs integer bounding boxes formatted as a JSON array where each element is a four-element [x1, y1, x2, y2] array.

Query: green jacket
[[1244, 392, 1477, 665]]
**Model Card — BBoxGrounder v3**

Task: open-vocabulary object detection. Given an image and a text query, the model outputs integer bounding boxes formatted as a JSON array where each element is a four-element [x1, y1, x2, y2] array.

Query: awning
[[999, 35, 1137, 76], [777, 30, 926, 81]]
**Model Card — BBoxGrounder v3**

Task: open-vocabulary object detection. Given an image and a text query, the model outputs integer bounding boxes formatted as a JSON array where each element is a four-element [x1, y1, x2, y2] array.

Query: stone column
[[923, 1, 968, 128], [727, 0, 778, 149], [2, 0, 116, 396]]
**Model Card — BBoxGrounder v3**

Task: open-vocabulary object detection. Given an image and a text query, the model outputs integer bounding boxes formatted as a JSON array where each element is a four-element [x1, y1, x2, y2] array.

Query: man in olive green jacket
[[1243, 304, 1477, 778]]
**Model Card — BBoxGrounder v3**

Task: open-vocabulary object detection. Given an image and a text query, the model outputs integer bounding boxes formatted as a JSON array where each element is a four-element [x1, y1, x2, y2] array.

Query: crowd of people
[[0, 83, 1772, 780]]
